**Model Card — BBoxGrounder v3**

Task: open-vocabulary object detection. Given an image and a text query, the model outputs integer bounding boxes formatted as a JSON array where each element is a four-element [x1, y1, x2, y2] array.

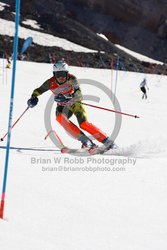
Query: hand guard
[[27, 96, 38, 108], [54, 93, 72, 104]]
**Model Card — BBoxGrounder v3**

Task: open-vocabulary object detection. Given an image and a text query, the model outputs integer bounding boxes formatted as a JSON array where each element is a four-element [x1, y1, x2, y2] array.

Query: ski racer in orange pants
[[27, 59, 115, 149]]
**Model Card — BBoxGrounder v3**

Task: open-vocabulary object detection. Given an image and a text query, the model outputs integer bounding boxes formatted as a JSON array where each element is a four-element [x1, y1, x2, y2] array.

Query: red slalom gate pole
[[0, 107, 29, 142], [44, 130, 65, 148], [81, 102, 140, 119]]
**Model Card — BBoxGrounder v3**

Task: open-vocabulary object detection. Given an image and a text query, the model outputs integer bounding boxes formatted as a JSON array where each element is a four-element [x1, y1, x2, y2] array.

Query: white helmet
[[53, 59, 69, 73]]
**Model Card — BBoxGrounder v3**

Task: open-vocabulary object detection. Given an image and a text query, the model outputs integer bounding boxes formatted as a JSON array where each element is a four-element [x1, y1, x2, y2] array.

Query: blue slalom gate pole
[[0, 0, 20, 219], [113, 56, 119, 104]]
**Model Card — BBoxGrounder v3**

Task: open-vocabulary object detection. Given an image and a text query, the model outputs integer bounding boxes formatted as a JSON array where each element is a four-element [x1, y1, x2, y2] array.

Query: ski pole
[[0, 106, 29, 141], [81, 102, 140, 118]]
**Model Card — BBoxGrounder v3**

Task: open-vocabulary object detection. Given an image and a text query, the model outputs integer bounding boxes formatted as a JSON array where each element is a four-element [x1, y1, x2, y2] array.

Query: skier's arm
[[27, 79, 50, 108], [31, 79, 50, 97]]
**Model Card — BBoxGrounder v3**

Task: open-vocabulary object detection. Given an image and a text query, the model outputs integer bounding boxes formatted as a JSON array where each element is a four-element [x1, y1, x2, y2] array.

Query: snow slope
[[0, 58, 167, 250]]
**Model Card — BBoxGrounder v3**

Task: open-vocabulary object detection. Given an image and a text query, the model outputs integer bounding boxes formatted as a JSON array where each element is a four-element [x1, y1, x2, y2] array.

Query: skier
[[27, 59, 116, 150], [6, 56, 12, 69], [140, 77, 149, 99]]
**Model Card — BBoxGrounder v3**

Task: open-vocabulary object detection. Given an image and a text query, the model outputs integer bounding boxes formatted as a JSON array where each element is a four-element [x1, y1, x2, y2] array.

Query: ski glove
[[27, 96, 39, 108], [54, 93, 72, 104]]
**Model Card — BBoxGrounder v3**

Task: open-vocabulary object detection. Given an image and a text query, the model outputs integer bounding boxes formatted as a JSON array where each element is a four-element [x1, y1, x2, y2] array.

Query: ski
[[61, 147, 90, 154], [61, 146, 110, 155], [60, 145, 134, 157], [44, 130, 132, 156], [89, 147, 109, 155]]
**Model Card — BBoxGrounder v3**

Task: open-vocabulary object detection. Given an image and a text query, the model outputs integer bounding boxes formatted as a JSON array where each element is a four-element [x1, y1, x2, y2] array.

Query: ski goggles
[[53, 71, 68, 78]]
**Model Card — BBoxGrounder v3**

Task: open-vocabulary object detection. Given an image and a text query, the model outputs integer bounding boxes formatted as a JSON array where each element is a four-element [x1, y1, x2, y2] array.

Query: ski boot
[[102, 137, 118, 150], [79, 134, 97, 149], [81, 139, 97, 149]]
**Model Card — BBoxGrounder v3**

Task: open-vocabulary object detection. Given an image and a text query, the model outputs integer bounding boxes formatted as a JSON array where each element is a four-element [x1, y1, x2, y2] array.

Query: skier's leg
[[79, 118, 116, 149], [80, 121, 107, 142], [72, 103, 116, 149], [56, 113, 81, 138], [71, 103, 107, 143], [56, 105, 95, 147], [141, 87, 145, 99]]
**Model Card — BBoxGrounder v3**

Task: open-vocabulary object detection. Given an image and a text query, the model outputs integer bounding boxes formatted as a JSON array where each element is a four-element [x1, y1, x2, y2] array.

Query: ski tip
[[88, 148, 97, 155], [61, 147, 69, 154]]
